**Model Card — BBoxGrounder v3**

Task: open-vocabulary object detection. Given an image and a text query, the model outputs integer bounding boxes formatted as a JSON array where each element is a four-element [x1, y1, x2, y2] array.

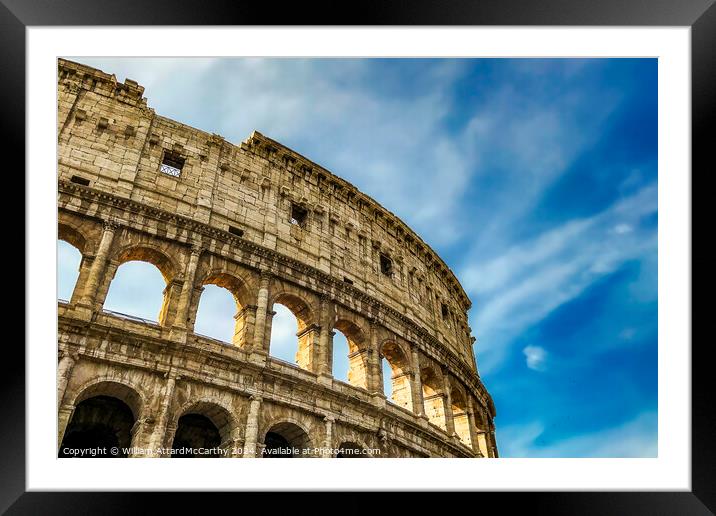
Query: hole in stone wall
[[441, 303, 449, 320], [160, 150, 185, 177], [290, 203, 308, 227], [70, 175, 90, 186], [379, 253, 393, 276], [228, 225, 244, 237]]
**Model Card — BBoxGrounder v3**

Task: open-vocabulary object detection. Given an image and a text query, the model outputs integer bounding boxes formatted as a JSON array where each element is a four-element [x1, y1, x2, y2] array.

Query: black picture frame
[[6, 0, 709, 513]]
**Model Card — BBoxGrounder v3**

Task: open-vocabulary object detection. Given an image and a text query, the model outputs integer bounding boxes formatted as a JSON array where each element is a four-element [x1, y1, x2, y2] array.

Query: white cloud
[[496, 411, 657, 458], [466, 184, 657, 374], [523, 345, 548, 371], [613, 223, 633, 234]]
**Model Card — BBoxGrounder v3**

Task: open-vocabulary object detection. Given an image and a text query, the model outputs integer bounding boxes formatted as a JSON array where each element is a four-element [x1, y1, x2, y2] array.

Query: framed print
[[7, 0, 711, 513]]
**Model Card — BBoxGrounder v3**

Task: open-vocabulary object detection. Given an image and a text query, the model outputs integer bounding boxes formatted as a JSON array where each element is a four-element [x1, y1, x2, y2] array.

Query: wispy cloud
[[464, 184, 657, 374], [497, 411, 657, 458]]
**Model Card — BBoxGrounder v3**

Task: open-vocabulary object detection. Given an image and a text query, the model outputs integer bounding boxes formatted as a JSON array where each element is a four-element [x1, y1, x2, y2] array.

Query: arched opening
[[103, 261, 167, 322], [194, 285, 238, 344], [171, 414, 222, 458], [169, 400, 236, 458], [59, 395, 135, 458], [421, 367, 447, 430], [194, 272, 252, 346], [269, 293, 314, 370], [58, 239, 82, 302], [450, 388, 472, 447], [333, 320, 369, 389], [382, 358, 393, 398], [103, 246, 176, 324], [336, 441, 366, 458], [269, 303, 300, 363], [474, 410, 490, 458], [262, 421, 312, 458], [380, 341, 413, 411]]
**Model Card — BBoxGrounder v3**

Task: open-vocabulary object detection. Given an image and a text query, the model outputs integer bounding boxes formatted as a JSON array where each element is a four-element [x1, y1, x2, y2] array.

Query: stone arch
[[449, 382, 472, 447], [59, 379, 145, 458], [270, 291, 315, 332], [113, 244, 178, 283], [333, 318, 369, 389], [380, 339, 413, 411], [261, 417, 313, 458], [473, 405, 491, 457], [169, 398, 240, 458], [68, 377, 146, 420], [269, 289, 318, 371], [58, 222, 89, 255], [101, 244, 179, 325], [420, 364, 447, 430], [193, 269, 255, 346]]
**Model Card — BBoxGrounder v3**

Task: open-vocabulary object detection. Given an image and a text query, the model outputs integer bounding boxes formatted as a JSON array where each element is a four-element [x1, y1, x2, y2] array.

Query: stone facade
[[57, 58, 497, 458]]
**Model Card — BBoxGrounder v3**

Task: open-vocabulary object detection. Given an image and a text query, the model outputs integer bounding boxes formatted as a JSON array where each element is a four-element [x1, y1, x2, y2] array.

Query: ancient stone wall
[[57, 58, 497, 458]]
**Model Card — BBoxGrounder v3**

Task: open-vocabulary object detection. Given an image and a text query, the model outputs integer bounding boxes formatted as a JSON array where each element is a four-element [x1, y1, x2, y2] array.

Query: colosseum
[[56, 58, 497, 459]]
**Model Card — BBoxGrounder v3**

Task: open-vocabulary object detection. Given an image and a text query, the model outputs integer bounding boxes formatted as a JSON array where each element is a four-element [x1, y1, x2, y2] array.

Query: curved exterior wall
[[57, 58, 497, 458]]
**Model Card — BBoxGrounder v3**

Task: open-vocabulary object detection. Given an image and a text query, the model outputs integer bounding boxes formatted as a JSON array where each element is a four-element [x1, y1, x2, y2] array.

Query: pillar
[[322, 415, 334, 458], [147, 373, 178, 457], [442, 369, 456, 437], [464, 396, 479, 456], [252, 272, 271, 351], [317, 295, 333, 377], [410, 346, 425, 417], [243, 395, 263, 458], [172, 244, 203, 331], [367, 320, 384, 396], [78, 219, 118, 309], [57, 351, 78, 407], [296, 323, 321, 373]]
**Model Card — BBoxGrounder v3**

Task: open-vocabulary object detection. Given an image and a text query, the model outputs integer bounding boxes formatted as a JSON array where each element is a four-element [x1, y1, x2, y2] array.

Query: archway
[[450, 387, 472, 447], [103, 261, 167, 322], [380, 341, 413, 411], [262, 421, 312, 458], [194, 271, 252, 346], [332, 320, 369, 389], [59, 395, 135, 458], [58, 240, 82, 302], [269, 293, 314, 370], [170, 414, 222, 458], [421, 366, 447, 430], [102, 245, 176, 324]]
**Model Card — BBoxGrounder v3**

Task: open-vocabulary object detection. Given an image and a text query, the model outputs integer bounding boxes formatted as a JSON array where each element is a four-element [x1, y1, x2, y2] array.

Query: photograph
[[56, 56, 657, 460]]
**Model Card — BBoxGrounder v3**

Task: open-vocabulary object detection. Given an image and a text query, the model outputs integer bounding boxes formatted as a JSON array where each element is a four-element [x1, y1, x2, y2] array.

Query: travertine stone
[[56, 58, 497, 458]]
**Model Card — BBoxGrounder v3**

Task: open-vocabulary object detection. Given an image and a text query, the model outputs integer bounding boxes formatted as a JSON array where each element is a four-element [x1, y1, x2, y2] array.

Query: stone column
[[317, 295, 334, 378], [57, 351, 78, 406], [147, 373, 178, 457], [57, 402, 75, 450], [243, 395, 263, 458], [367, 320, 384, 396], [252, 272, 272, 351], [442, 369, 456, 437], [410, 346, 425, 417], [466, 396, 482, 457], [69, 255, 93, 306], [78, 219, 118, 309], [322, 415, 335, 458], [172, 244, 203, 331]]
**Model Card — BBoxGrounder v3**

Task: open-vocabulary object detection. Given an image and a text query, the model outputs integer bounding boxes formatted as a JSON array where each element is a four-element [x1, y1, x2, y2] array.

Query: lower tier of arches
[[58, 325, 497, 459]]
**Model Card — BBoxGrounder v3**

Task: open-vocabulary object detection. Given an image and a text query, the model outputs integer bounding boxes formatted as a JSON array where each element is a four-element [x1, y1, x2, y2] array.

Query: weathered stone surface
[[57, 58, 497, 459]]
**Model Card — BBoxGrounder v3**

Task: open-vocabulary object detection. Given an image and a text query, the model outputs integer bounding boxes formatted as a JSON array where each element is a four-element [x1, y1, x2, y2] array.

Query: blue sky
[[58, 58, 658, 457]]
